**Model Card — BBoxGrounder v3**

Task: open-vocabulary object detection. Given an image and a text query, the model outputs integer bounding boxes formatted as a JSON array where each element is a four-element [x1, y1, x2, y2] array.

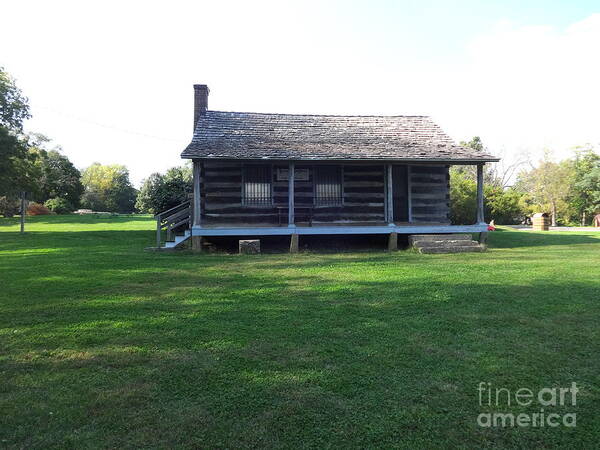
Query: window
[[242, 165, 272, 206], [314, 166, 343, 206]]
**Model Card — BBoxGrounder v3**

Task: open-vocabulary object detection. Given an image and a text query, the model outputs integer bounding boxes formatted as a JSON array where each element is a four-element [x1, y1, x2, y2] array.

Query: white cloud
[[1, 2, 599, 185], [434, 14, 600, 161]]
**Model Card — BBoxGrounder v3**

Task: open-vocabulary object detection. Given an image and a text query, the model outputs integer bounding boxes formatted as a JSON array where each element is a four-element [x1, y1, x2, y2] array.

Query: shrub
[[0, 196, 20, 217], [449, 172, 477, 224], [450, 172, 526, 225], [27, 202, 52, 215], [44, 197, 73, 214], [485, 187, 525, 225], [136, 166, 192, 214]]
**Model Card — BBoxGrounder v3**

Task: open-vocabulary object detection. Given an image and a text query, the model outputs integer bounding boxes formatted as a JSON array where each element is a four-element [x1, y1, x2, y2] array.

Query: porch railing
[[154, 200, 192, 248]]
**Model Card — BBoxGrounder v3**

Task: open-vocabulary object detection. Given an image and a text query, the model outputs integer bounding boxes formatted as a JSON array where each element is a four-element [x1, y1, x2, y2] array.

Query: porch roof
[[182, 111, 499, 163]]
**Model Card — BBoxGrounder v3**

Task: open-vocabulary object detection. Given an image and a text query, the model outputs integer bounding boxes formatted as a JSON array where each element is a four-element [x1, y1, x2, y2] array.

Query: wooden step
[[409, 233, 484, 254], [408, 234, 472, 245], [164, 230, 191, 249], [418, 244, 484, 254], [413, 240, 481, 249]]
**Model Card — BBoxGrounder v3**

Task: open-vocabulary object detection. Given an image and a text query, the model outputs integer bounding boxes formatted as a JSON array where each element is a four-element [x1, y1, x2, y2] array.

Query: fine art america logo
[[477, 382, 579, 428]]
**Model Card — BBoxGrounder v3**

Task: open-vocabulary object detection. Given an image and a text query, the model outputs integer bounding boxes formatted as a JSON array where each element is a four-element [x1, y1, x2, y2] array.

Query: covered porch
[[189, 159, 488, 240]]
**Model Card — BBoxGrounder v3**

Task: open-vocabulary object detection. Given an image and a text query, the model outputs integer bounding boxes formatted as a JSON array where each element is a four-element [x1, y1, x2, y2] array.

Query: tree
[[450, 170, 525, 225], [0, 68, 84, 217], [452, 136, 529, 188], [135, 165, 192, 214], [461, 136, 484, 152], [35, 147, 84, 209], [515, 152, 574, 226], [452, 137, 498, 185], [0, 196, 20, 217], [0, 67, 30, 132], [487, 147, 530, 189], [575, 167, 600, 220], [449, 170, 477, 224], [484, 186, 525, 225], [44, 197, 73, 214], [566, 147, 600, 225], [0, 127, 40, 198], [450, 136, 527, 224], [0, 67, 40, 214], [81, 163, 137, 213]]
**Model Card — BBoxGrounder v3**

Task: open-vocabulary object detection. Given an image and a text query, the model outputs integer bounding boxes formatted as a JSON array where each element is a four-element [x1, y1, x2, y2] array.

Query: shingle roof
[[181, 111, 498, 162]]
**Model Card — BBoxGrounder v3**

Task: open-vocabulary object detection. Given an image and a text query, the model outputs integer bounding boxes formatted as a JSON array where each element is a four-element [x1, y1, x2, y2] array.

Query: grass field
[[1, 215, 599, 448]]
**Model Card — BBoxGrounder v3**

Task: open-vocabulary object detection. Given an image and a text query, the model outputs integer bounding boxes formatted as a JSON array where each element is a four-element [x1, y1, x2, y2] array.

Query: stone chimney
[[193, 84, 209, 131]]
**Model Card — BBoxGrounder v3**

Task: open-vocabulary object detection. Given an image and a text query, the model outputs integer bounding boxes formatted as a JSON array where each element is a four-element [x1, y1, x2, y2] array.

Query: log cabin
[[155, 84, 498, 252]]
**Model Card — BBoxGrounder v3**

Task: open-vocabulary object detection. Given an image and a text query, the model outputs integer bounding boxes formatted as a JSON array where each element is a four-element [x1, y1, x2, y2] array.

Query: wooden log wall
[[201, 161, 449, 225], [323, 164, 385, 223], [409, 165, 450, 223], [203, 161, 269, 224], [201, 161, 386, 225]]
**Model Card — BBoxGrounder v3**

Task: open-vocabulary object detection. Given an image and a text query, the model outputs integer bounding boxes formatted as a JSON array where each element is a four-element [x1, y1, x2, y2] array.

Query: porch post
[[476, 163, 485, 224], [288, 161, 295, 227], [407, 165, 413, 223], [191, 160, 203, 251], [386, 164, 394, 225], [193, 160, 202, 227]]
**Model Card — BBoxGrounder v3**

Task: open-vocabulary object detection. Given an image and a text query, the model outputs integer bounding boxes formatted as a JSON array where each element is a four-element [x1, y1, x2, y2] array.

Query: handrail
[[155, 200, 192, 248], [154, 200, 191, 220], [161, 208, 191, 225]]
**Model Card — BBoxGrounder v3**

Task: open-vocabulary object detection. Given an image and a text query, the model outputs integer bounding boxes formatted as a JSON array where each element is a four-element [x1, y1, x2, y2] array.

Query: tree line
[[0, 67, 195, 217], [450, 137, 600, 226], [0, 67, 141, 216], [2, 67, 599, 223]]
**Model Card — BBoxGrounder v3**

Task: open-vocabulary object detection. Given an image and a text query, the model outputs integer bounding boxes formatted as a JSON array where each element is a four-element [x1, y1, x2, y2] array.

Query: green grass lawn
[[1, 215, 599, 448]]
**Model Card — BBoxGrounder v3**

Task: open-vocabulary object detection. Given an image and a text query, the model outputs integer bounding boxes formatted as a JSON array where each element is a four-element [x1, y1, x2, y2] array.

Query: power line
[[35, 105, 187, 143]]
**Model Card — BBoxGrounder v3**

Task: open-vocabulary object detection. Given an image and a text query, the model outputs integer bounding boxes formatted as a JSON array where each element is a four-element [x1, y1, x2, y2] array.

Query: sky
[[2, 0, 599, 186]]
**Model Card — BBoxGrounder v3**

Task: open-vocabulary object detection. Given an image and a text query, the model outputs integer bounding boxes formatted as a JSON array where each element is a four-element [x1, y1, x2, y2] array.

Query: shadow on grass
[[2, 272, 599, 447], [4, 219, 599, 253], [1, 228, 599, 280], [2, 225, 600, 448]]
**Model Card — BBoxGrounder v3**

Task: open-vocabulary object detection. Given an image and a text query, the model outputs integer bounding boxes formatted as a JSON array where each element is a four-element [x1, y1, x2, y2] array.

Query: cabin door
[[392, 165, 409, 222]]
